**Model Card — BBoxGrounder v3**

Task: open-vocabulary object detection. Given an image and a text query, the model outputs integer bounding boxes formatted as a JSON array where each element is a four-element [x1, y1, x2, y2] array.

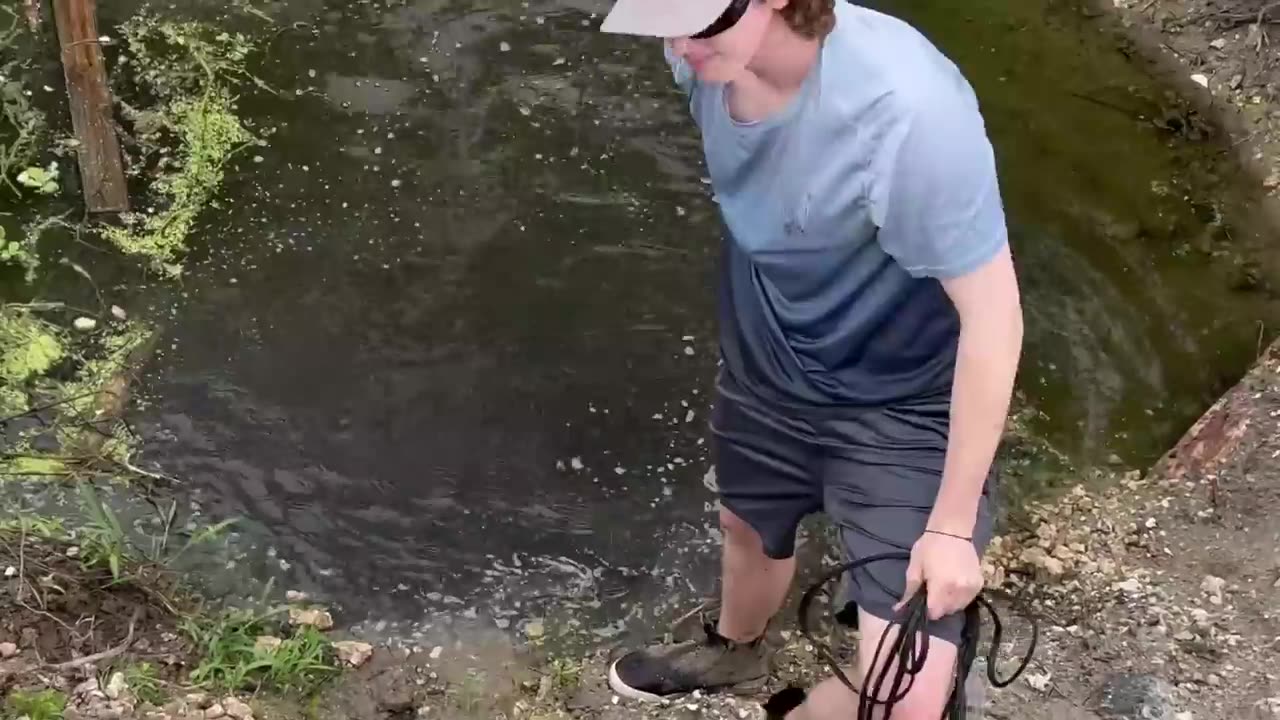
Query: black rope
[[794, 552, 1037, 720]]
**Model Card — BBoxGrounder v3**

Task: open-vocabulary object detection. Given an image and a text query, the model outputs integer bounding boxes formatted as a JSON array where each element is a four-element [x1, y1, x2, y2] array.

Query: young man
[[598, 0, 1024, 718]]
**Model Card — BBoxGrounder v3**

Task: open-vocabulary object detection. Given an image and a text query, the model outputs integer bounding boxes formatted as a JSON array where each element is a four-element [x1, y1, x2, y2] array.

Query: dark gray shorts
[[710, 373, 998, 645]]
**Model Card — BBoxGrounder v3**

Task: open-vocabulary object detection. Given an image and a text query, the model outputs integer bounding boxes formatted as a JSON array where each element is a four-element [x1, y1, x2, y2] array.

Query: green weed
[[122, 662, 165, 706], [547, 657, 581, 694], [76, 481, 130, 582], [3, 689, 66, 720], [183, 609, 339, 695], [0, 513, 66, 539]]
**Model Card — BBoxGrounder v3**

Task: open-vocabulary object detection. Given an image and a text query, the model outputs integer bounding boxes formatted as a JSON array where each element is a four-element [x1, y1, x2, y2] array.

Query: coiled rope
[[779, 552, 1037, 720]]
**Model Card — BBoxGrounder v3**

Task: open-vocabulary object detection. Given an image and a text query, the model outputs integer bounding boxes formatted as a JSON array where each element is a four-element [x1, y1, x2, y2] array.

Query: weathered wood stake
[[52, 0, 128, 213]]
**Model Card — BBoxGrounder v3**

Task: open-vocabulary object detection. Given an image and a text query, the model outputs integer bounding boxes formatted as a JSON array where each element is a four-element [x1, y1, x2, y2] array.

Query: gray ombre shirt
[[669, 2, 1009, 410]]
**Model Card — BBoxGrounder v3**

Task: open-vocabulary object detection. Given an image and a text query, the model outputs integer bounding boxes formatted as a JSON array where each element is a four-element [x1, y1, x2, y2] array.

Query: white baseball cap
[[600, 0, 736, 38]]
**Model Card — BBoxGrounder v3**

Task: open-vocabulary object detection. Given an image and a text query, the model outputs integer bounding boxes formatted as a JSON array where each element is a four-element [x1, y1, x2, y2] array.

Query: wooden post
[[52, 0, 128, 213]]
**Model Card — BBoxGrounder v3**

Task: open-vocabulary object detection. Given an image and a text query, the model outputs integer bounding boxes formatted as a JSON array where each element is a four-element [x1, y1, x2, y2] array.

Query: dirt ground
[[1107, 0, 1280, 209]]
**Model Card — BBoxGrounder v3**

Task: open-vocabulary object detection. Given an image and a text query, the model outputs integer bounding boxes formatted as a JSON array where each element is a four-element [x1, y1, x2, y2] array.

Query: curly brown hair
[[779, 0, 836, 39]]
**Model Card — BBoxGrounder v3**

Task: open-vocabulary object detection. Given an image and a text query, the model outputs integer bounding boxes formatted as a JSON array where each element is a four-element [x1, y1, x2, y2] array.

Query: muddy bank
[[1106, 0, 1280, 231]]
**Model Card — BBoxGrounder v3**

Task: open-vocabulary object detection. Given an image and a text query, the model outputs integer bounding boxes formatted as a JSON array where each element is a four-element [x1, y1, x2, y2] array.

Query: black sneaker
[[607, 622, 771, 702]]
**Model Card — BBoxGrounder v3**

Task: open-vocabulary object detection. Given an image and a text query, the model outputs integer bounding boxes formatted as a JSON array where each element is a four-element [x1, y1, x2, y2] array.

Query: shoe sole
[[606, 659, 769, 705]]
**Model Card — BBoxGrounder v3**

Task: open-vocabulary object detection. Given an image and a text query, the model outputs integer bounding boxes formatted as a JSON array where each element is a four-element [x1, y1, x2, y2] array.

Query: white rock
[[223, 697, 253, 719], [285, 590, 309, 602], [499, 41, 511, 52], [334, 640, 374, 667], [1210, 38, 1227, 49], [1190, 73, 1209, 88], [110, 305, 127, 320], [524, 619, 545, 638], [0, 642, 18, 658], [73, 316, 97, 332], [105, 671, 129, 700], [1115, 578, 1143, 594], [1201, 575, 1226, 596], [1025, 671, 1052, 692], [429, 645, 443, 659], [205, 704, 226, 719], [254, 635, 282, 653], [3, 566, 14, 577], [288, 607, 334, 630]]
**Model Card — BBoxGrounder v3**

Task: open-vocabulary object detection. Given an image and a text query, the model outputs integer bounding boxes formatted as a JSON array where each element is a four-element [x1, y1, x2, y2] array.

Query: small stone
[[73, 316, 97, 332], [3, 566, 14, 577], [525, 619, 545, 638], [1201, 575, 1225, 596], [391, 179, 402, 188], [186, 692, 209, 707], [683, 346, 695, 356], [1264, 173, 1280, 191], [1025, 671, 1052, 692], [105, 671, 129, 700], [1190, 73, 1209, 88], [1097, 673, 1176, 720], [286, 590, 309, 602], [334, 640, 374, 667], [110, 305, 127, 320], [1229, 74, 1244, 90], [205, 704, 226, 719], [66, 546, 80, 558], [74, 678, 100, 697], [1210, 38, 1227, 49], [223, 697, 253, 719], [499, 41, 511, 52], [0, 642, 17, 658], [289, 607, 334, 630], [254, 636, 282, 653], [429, 645, 443, 659], [1115, 578, 1143, 594]]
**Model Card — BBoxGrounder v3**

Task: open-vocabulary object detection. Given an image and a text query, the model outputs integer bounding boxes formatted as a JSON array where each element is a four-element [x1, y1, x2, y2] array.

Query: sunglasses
[[690, 0, 752, 39]]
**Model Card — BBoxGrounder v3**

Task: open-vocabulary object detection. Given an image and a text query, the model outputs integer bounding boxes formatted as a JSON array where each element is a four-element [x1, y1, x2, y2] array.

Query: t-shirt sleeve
[[872, 93, 1008, 280], [663, 43, 696, 94]]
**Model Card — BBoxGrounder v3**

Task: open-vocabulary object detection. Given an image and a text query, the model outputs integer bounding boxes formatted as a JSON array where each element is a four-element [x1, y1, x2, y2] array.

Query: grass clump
[[183, 609, 340, 695], [121, 662, 166, 706], [2, 689, 66, 720]]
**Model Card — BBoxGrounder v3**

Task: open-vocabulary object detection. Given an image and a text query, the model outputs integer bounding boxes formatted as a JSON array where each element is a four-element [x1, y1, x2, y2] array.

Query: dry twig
[[44, 606, 142, 671]]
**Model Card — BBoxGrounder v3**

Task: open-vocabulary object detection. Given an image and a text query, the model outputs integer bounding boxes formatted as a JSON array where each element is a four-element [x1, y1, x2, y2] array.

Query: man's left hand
[[894, 531, 984, 621]]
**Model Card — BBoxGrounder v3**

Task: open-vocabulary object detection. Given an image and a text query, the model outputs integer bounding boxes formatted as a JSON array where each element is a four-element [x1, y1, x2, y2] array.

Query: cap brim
[[600, 0, 732, 38]]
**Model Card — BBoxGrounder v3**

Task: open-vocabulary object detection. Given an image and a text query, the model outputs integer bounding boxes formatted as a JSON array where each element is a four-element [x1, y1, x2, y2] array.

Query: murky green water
[[6, 0, 1280, 642]]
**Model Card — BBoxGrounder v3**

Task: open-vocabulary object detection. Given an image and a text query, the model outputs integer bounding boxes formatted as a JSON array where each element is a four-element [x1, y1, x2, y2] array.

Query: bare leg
[[716, 506, 795, 642], [788, 608, 956, 720]]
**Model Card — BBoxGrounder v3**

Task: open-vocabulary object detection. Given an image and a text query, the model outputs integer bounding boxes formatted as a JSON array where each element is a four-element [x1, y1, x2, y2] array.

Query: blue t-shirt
[[670, 2, 1008, 410]]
